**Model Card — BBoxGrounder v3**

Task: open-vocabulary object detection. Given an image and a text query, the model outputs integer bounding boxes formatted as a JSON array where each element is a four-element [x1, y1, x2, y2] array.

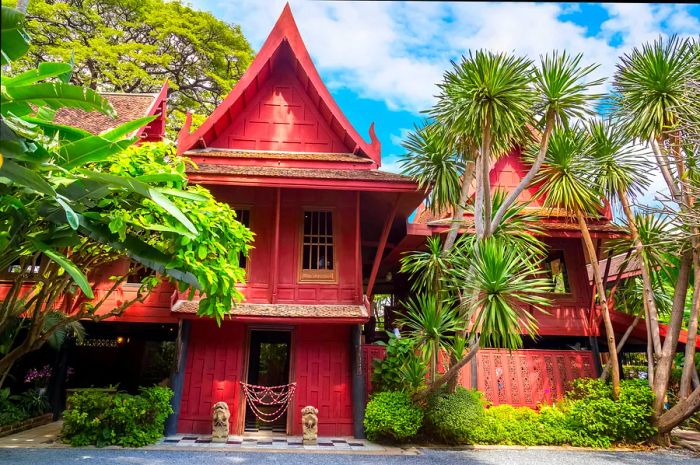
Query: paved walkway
[[0, 448, 697, 464], [0, 421, 62, 448]]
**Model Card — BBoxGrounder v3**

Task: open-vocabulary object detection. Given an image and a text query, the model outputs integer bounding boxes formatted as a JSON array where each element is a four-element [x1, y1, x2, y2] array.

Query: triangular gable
[[489, 149, 544, 206], [177, 3, 381, 164]]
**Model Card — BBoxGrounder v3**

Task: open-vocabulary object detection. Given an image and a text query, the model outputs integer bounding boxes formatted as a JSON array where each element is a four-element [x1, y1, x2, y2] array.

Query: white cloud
[[192, 0, 699, 206], [196, 1, 699, 115], [389, 128, 412, 147]]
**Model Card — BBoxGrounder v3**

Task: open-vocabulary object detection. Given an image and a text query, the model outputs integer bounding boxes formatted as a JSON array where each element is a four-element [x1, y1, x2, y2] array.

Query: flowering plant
[[24, 365, 53, 388]]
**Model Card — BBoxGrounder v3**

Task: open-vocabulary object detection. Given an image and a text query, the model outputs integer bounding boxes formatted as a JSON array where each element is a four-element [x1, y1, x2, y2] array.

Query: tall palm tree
[[430, 50, 534, 239], [587, 118, 661, 378], [534, 125, 624, 398], [614, 35, 700, 424]]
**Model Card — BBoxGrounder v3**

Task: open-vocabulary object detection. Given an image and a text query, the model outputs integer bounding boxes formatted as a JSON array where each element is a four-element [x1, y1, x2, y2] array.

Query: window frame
[[233, 206, 252, 275], [540, 248, 575, 299], [297, 208, 337, 284]]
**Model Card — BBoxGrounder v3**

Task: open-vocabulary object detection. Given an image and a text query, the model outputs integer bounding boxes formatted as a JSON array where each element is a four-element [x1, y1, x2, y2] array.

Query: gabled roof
[[177, 4, 381, 164], [53, 81, 168, 140]]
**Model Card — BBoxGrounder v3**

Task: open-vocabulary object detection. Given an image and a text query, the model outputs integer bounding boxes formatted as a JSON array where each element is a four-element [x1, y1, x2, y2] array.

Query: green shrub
[[62, 386, 173, 447], [371, 334, 426, 393], [566, 378, 656, 445], [0, 388, 30, 427], [364, 391, 423, 442], [424, 387, 484, 444]]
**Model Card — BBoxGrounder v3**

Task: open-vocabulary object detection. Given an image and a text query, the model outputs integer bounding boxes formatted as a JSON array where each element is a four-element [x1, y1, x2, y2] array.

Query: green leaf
[[1, 82, 116, 118], [0, 6, 30, 66], [135, 174, 182, 184], [60, 136, 136, 169], [99, 116, 155, 140], [156, 187, 207, 202], [0, 159, 56, 196], [149, 189, 198, 237], [198, 245, 207, 260], [22, 117, 93, 142], [3, 63, 73, 87], [56, 197, 79, 230], [30, 240, 94, 299]]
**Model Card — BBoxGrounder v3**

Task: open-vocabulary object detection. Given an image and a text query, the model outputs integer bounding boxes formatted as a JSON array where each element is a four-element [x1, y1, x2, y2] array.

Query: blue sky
[[192, 1, 700, 200]]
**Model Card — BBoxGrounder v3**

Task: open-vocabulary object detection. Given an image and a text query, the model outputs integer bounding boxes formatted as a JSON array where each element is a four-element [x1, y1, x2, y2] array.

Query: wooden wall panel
[[362, 345, 595, 409], [177, 321, 246, 434], [210, 65, 352, 153], [292, 325, 353, 436]]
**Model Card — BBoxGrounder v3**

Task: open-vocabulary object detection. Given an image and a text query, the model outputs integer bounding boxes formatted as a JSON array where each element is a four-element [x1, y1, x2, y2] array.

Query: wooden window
[[126, 266, 155, 285], [0, 257, 41, 281], [542, 250, 571, 294], [235, 208, 251, 270], [299, 210, 335, 282]]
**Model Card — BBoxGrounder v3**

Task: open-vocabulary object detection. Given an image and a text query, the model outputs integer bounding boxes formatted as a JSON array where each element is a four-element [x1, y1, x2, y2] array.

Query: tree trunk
[[656, 385, 700, 434], [680, 250, 700, 399], [652, 250, 692, 418], [490, 111, 555, 232], [443, 160, 475, 252], [473, 154, 485, 238], [413, 337, 480, 403], [619, 192, 662, 355], [578, 211, 620, 398], [600, 315, 640, 381], [481, 119, 493, 237]]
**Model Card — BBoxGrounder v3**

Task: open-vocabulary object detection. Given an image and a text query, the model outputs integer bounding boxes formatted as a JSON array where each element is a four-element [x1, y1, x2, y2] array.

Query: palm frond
[[400, 122, 464, 213], [531, 125, 603, 215], [613, 35, 697, 140], [533, 51, 604, 127], [587, 118, 652, 203]]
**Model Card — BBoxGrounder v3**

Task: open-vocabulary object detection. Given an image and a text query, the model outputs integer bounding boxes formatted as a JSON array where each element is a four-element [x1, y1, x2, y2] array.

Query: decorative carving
[[211, 401, 230, 442], [301, 405, 319, 444]]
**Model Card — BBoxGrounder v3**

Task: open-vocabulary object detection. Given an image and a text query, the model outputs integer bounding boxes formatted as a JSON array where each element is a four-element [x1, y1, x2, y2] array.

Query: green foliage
[[363, 391, 423, 443], [0, 388, 30, 426], [415, 379, 657, 447], [458, 236, 552, 349], [10, 0, 255, 137], [565, 378, 656, 446], [423, 387, 485, 444], [61, 386, 173, 447], [10, 388, 49, 417], [371, 333, 427, 394]]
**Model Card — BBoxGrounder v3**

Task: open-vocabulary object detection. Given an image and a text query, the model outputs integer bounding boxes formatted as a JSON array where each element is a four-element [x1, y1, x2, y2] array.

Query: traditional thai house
[[169, 4, 423, 437], [7, 3, 699, 442]]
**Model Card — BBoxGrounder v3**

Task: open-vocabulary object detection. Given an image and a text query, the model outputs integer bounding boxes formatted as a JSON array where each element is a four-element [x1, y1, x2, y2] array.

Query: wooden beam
[[270, 188, 281, 303], [355, 191, 362, 303], [365, 195, 400, 298]]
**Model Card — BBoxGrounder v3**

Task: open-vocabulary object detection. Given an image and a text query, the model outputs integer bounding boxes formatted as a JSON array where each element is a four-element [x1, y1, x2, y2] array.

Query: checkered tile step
[[160, 435, 375, 450]]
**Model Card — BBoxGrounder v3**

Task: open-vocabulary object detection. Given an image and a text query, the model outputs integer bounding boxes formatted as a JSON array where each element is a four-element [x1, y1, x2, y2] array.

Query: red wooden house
[[169, 4, 423, 437], [7, 3, 699, 441]]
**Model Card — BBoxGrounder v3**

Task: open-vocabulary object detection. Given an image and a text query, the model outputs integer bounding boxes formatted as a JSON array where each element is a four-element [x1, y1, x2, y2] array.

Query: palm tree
[[429, 50, 534, 240], [614, 35, 700, 430], [399, 294, 464, 383], [413, 235, 552, 400], [587, 118, 660, 379], [533, 125, 624, 398]]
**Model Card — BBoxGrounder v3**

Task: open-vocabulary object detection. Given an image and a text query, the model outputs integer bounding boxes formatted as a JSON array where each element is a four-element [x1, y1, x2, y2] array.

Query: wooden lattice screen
[[362, 346, 596, 407]]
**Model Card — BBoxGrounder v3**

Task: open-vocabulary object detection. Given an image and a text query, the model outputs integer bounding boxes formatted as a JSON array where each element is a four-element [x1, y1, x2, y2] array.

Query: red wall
[[535, 237, 593, 337], [363, 345, 595, 408], [210, 65, 352, 153], [178, 321, 246, 434], [208, 185, 362, 306], [177, 322, 353, 436], [292, 325, 353, 436]]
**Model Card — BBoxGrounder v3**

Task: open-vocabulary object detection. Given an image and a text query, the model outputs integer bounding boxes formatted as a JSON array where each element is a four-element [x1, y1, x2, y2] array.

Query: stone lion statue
[[301, 405, 318, 443], [211, 401, 230, 442]]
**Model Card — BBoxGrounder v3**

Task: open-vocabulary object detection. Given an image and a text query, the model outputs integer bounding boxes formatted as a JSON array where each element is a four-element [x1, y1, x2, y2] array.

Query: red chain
[[240, 382, 296, 423]]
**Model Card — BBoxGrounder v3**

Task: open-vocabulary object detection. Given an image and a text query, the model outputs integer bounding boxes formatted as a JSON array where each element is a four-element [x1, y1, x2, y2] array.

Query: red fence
[[362, 345, 596, 408]]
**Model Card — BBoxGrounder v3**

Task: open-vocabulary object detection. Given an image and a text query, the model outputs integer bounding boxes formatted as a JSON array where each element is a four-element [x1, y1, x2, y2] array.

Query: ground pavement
[[0, 422, 698, 464], [0, 448, 698, 465]]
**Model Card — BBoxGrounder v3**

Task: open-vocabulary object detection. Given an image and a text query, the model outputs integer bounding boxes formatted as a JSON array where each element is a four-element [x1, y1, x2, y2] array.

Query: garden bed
[[0, 413, 54, 438]]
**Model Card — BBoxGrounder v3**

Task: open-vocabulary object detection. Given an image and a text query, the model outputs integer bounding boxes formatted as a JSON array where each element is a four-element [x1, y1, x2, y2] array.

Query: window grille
[[300, 210, 335, 282]]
